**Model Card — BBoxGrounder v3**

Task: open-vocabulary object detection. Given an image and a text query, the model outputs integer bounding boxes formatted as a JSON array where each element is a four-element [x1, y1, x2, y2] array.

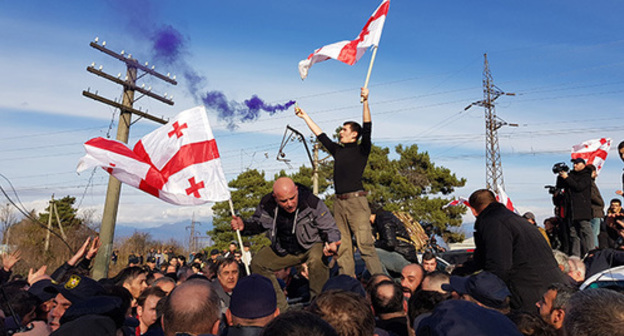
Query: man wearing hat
[[442, 271, 512, 314], [223, 274, 279, 336], [522, 211, 551, 246], [557, 157, 593, 256], [45, 274, 106, 331]]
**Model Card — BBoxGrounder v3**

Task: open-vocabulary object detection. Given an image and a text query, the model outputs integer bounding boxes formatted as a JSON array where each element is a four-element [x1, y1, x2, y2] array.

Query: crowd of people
[[2, 89, 624, 336]]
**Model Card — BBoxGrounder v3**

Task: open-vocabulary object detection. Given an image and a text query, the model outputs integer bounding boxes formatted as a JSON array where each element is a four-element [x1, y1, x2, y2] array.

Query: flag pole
[[361, 45, 379, 103], [228, 198, 251, 275]]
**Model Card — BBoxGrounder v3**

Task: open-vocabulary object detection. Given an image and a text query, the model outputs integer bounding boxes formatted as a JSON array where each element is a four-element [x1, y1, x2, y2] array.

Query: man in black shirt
[[296, 88, 383, 277]]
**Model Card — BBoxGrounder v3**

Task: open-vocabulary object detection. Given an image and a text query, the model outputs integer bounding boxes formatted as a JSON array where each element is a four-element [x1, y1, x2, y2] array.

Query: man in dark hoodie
[[231, 177, 340, 312], [558, 157, 593, 257]]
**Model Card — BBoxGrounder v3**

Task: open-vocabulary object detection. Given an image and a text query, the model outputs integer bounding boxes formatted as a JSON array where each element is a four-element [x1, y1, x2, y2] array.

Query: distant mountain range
[[115, 220, 214, 247]]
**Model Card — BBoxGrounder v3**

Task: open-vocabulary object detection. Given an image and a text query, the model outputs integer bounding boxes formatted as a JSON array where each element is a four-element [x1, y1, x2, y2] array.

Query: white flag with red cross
[[298, 0, 390, 80], [571, 138, 612, 175], [442, 197, 470, 209], [77, 106, 230, 205]]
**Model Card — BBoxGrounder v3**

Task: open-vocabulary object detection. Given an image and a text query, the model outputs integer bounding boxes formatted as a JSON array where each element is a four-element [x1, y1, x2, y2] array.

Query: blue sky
[[1, 1, 624, 233]]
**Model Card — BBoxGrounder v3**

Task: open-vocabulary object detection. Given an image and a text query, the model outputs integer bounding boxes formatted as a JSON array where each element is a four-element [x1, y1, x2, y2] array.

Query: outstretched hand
[[28, 265, 48, 285], [2, 249, 21, 272], [86, 236, 101, 260], [295, 106, 308, 119], [68, 237, 91, 266], [323, 241, 341, 257], [231, 216, 244, 231]]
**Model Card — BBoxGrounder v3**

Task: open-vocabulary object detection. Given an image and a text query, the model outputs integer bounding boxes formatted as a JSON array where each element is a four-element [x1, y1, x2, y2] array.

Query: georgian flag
[[298, 0, 390, 80], [495, 185, 518, 214], [442, 197, 470, 209], [77, 106, 230, 205], [571, 138, 612, 175]]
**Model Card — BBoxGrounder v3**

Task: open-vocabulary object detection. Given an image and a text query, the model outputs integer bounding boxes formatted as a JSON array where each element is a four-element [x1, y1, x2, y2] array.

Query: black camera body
[[552, 162, 570, 174]]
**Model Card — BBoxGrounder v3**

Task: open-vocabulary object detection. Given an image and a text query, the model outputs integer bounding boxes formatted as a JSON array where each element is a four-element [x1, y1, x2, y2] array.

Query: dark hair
[[216, 256, 238, 274], [407, 290, 450, 326], [563, 288, 624, 336], [343, 121, 362, 140], [0, 289, 38, 324], [507, 311, 557, 336], [308, 290, 375, 336], [547, 283, 577, 310], [261, 310, 338, 336], [371, 280, 404, 316], [611, 198, 622, 205], [111, 266, 147, 286], [136, 286, 167, 308], [422, 251, 436, 261], [468, 189, 496, 213]]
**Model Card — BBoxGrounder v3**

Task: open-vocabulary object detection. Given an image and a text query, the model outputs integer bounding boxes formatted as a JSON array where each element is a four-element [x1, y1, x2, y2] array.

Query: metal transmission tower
[[465, 54, 517, 193], [83, 38, 177, 279]]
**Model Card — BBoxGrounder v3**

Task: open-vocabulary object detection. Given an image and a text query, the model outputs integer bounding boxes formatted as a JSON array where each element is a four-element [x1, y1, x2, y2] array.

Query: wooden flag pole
[[361, 46, 379, 103], [228, 198, 250, 275]]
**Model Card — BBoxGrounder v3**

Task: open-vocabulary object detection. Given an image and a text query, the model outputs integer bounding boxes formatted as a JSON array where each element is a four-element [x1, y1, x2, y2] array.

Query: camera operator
[[557, 158, 594, 257]]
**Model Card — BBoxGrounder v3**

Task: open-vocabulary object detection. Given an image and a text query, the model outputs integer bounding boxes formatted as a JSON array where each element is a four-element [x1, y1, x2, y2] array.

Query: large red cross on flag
[[495, 185, 518, 214], [442, 197, 470, 209], [77, 106, 231, 205], [571, 138, 612, 175], [298, 0, 390, 80]]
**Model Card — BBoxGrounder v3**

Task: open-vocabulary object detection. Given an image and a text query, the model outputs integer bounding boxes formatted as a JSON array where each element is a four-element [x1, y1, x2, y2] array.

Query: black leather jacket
[[372, 211, 418, 263]]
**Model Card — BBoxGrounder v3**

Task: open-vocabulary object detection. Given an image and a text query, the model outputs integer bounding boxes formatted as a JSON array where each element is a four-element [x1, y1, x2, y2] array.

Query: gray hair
[[552, 250, 570, 273], [563, 288, 624, 336]]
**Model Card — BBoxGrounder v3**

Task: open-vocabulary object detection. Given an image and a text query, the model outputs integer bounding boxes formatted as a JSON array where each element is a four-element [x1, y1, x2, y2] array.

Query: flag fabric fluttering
[[442, 197, 470, 209], [495, 185, 518, 214], [298, 0, 390, 80], [571, 138, 612, 175], [77, 106, 230, 205]]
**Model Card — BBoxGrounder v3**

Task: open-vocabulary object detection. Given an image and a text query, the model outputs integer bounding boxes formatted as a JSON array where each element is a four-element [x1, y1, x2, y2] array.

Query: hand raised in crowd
[[28, 265, 48, 285], [616, 190, 623, 196], [294, 106, 307, 119], [361, 87, 369, 101], [2, 249, 21, 272], [231, 215, 245, 231], [323, 241, 341, 257], [68, 237, 95, 266], [86, 236, 101, 260]]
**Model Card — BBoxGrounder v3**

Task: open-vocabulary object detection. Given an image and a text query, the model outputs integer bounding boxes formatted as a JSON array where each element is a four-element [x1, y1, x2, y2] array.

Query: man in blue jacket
[[231, 177, 340, 311]]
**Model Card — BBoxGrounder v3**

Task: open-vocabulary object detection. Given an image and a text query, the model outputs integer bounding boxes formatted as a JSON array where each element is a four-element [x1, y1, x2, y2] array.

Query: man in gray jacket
[[231, 177, 341, 311]]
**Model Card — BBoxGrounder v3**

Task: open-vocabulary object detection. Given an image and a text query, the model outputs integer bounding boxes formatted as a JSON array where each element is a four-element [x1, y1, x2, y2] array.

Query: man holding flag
[[296, 88, 384, 277]]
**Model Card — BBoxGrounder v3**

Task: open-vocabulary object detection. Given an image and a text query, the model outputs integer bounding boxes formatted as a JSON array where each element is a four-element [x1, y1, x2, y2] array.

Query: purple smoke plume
[[202, 91, 295, 130], [148, 25, 293, 130]]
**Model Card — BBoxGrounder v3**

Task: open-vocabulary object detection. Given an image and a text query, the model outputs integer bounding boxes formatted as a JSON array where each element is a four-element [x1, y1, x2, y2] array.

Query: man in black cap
[[223, 274, 279, 336], [442, 271, 512, 314], [557, 157, 593, 256], [45, 274, 106, 331]]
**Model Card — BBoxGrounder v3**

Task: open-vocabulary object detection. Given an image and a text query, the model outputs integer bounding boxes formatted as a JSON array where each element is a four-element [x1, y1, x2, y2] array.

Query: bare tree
[[0, 203, 18, 245]]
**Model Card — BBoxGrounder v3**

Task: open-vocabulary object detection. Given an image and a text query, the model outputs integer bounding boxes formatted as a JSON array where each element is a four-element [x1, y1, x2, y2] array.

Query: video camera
[[552, 162, 569, 174]]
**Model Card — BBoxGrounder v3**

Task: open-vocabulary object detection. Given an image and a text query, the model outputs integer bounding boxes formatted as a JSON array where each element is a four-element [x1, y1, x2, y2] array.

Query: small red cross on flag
[[185, 177, 205, 198], [168, 121, 188, 138]]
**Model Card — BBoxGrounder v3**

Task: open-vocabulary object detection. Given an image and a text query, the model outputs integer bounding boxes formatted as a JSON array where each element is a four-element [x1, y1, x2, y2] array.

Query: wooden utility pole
[[44, 195, 67, 252], [84, 38, 177, 279]]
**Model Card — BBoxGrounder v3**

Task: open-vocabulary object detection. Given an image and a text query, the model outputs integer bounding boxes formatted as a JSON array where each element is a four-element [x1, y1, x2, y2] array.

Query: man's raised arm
[[361, 87, 371, 123], [295, 106, 323, 136]]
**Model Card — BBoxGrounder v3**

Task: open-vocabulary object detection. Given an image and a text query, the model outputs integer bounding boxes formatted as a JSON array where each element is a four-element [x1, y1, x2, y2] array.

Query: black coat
[[473, 202, 566, 311], [372, 211, 418, 263], [557, 167, 592, 221]]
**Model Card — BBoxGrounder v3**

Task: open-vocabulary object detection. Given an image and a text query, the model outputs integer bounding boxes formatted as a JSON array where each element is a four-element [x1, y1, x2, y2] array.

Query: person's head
[[422, 252, 438, 273], [421, 271, 450, 294], [407, 289, 451, 328], [112, 266, 148, 300], [442, 271, 511, 314], [618, 140, 624, 162], [210, 248, 220, 260], [365, 273, 393, 301], [571, 158, 586, 172], [507, 311, 557, 336], [243, 242, 251, 251], [234, 251, 242, 262], [272, 177, 299, 213], [536, 283, 577, 331], [226, 274, 279, 327], [468, 189, 497, 216], [401, 264, 424, 297], [260, 310, 338, 336], [45, 274, 106, 331], [0, 289, 38, 326], [228, 242, 238, 253], [370, 280, 406, 318], [339, 121, 362, 144], [552, 250, 570, 273], [136, 286, 167, 330], [308, 290, 375, 336], [216, 257, 240, 293], [567, 256, 585, 283], [523, 212, 537, 225], [162, 279, 221, 336], [563, 288, 624, 336], [146, 256, 156, 269], [610, 199, 622, 213], [587, 163, 598, 179], [152, 276, 176, 295], [544, 217, 558, 232]]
